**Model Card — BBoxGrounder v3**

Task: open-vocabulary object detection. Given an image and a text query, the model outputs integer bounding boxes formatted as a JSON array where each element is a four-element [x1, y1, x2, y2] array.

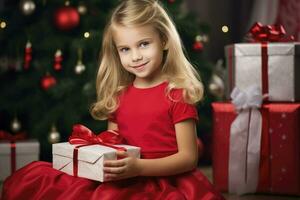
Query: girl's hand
[[103, 151, 141, 181]]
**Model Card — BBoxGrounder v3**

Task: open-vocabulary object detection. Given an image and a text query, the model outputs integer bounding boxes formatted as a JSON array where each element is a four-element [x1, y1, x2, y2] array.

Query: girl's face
[[112, 24, 165, 85]]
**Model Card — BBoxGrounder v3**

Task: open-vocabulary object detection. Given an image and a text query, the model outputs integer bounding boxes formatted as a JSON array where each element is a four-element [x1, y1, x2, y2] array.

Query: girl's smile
[[112, 24, 165, 87], [131, 61, 149, 70]]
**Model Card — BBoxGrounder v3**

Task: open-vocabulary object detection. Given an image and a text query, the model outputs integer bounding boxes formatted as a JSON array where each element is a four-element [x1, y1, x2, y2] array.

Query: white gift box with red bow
[[52, 142, 140, 182], [0, 140, 39, 181], [225, 42, 300, 102]]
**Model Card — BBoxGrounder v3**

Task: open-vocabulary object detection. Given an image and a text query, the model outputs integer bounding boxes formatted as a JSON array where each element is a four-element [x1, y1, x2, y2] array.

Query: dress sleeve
[[170, 89, 199, 124]]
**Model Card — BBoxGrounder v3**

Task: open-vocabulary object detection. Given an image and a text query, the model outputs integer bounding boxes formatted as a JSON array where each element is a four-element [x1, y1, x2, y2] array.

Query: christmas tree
[[0, 0, 215, 162]]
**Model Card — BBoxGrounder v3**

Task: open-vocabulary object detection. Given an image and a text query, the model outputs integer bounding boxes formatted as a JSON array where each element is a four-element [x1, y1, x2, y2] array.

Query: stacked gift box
[[0, 131, 40, 181], [212, 23, 300, 195]]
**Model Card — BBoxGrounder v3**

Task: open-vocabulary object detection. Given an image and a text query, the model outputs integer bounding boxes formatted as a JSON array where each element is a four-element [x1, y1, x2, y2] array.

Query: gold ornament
[[11, 117, 21, 133], [75, 62, 86, 74], [78, 3, 87, 15], [195, 35, 202, 42], [75, 48, 86, 74], [65, 1, 70, 6], [19, 0, 36, 15], [195, 34, 209, 43], [48, 125, 60, 144], [202, 34, 209, 43], [209, 74, 225, 98]]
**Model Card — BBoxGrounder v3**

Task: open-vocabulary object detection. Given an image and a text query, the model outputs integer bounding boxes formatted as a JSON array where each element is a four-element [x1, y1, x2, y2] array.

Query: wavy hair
[[91, 0, 204, 120]]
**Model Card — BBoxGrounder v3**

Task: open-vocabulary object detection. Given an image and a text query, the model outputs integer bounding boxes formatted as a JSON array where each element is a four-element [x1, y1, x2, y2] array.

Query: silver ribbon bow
[[229, 86, 263, 195]]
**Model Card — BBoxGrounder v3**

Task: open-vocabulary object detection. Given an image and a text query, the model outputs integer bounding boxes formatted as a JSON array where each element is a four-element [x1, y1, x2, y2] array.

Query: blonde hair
[[91, 0, 204, 120]]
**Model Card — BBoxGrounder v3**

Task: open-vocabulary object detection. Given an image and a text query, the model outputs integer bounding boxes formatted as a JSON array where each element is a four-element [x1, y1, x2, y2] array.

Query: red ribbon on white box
[[0, 130, 27, 174], [228, 22, 295, 102], [246, 22, 294, 102], [229, 86, 263, 195], [69, 124, 126, 177]]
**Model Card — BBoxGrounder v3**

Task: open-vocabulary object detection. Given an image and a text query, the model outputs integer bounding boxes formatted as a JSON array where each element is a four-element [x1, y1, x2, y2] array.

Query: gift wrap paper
[[52, 142, 140, 182], [0, 140, 40, 181], [212, 102, 300, 195], [225, 43, 300, 101]]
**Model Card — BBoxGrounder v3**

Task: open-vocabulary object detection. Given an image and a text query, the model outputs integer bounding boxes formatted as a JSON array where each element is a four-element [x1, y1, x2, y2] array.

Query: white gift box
[[52, 142, 140, 182], [225, 43, 300, 101], [0, 140, 40, 181]]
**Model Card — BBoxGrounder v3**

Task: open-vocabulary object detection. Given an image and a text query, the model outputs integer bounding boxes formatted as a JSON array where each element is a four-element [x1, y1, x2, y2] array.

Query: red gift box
[[212, 102, 300, 195]]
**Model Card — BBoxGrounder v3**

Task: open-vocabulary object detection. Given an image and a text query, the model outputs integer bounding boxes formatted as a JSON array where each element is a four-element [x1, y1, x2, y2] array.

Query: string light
[[84, 32, 90, 38], [222, 25, 229, 33], [0, 21, 7, 29]]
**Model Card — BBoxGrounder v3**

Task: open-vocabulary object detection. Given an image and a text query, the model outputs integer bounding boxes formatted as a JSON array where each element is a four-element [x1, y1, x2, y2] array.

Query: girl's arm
[[107, 121, 118, 130], [104, 119, 199, 179], [138, 119, 199, 176]]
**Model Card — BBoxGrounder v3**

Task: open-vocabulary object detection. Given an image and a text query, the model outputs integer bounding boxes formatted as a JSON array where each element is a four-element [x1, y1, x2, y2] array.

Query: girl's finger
[[116, 150, 128, 159], [105, 173, 127, 181], [103, 166, 126, 174], [104, 173, 118, 180], [104, 159, 125, 167]]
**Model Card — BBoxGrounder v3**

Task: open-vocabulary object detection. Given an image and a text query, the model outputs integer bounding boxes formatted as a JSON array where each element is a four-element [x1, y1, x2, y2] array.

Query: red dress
[[1, 82, 224, 200]]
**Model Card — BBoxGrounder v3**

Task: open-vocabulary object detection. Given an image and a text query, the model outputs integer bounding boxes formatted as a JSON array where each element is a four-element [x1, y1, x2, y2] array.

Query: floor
[[1, 166, 299, 199], [200, 166, 300, 200]]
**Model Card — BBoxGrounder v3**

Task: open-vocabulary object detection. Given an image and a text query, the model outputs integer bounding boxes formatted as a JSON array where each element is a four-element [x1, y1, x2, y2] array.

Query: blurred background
[[0, 0, 299, 162]]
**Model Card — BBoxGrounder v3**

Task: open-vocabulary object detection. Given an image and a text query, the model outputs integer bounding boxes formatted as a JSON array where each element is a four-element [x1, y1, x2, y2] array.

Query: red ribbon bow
[[69, 124, 126, 151], [68, 124, 126, 177], [0, 130, 27, 174], [0, 130, 27, 141], [247, 22, 294, 42]]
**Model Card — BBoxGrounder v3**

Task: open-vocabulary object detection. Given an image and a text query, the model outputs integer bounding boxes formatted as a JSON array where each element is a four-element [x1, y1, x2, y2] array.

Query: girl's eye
[[120, 47, 129, 52], [140, 41, 149, 48]]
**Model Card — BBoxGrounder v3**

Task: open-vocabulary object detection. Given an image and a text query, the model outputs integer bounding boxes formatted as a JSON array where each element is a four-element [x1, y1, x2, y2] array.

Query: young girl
[[2, 0, 224, 199]]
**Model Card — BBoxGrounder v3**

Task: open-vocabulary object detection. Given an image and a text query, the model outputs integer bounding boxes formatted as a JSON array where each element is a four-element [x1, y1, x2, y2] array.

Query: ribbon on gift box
[[227, 22, 295, 101], [247, 22, 294, 43], [0, 130, 27, 173], [229, 86, 263, 194], [69, 124, 126, 177], [246, 22, 294, 101]]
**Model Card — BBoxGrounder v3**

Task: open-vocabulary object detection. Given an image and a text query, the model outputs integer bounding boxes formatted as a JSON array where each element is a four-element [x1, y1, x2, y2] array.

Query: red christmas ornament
[[54, 6, 80, 31], [24, 41, 32, 70], [54, 49, 63, 71], [193, 41, 203, 51], [168, 0, 175, 3], [41, 73, 57, 90]]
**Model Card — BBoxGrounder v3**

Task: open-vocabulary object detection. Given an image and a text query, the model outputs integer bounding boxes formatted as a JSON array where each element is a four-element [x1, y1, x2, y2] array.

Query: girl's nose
[[131, 50, 143, 62]]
